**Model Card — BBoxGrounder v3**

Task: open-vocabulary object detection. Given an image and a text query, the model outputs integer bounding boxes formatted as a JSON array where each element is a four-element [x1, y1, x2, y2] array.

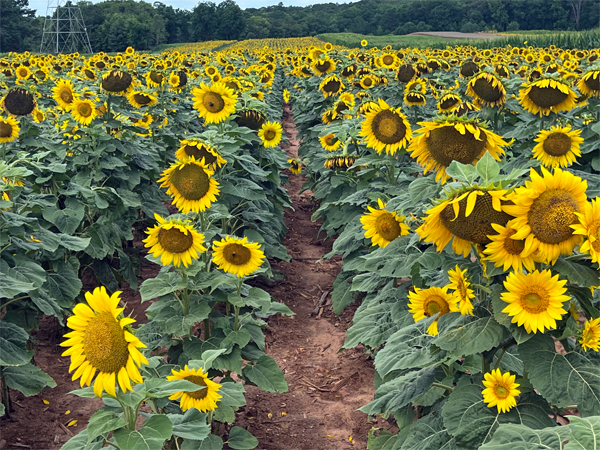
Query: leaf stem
[[432, 382, 454, 392]]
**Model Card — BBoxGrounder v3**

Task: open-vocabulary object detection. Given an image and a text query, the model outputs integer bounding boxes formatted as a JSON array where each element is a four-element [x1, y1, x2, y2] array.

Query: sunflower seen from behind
[[360, 198, 410, 248], [212, 236, 265, 278], [258, 121, 283, 148], [167, 366, 222, 412], [191, 82, 237, 124], [175, 139, 226, 169], [158, 158, 220, 214], [532, 124, 583, 168], [408, 286, 458, 336], [360, 98, 411, 155], [60, 287, 148, 397], [571, 197, 600, 263], [482, 369, 520, 413], [143, 214, 207, 267]]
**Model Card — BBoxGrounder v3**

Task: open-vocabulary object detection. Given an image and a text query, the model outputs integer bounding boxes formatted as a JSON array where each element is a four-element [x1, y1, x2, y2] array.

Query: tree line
[[1, 0, 599, 53]]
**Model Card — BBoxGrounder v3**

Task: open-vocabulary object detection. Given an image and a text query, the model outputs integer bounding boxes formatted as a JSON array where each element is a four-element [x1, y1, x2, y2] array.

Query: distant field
[[316, 33, 453, 49]]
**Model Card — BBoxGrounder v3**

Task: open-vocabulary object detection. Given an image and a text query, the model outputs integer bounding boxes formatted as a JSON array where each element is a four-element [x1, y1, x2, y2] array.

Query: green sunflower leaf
[[564, 415, 600, 450], [3, 363, 56, 396], [242, 355, 288, 393], [113, 414, 172, 450], [169, 409, 210, 441], [227, 426, 258, 450], [400, 407, 456, 450], [0, 321, 34, 366], [86, 410, 128, 443], [479, 422, 568, 450]]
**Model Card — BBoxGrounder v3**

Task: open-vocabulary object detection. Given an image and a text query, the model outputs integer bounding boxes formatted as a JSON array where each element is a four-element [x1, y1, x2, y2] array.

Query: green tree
[[0, 0, 36, 52]]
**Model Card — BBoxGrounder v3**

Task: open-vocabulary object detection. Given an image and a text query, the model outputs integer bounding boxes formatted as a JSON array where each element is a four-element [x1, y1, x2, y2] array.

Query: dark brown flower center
[[426, 125, 488, 167], [584, 72, 600, 91], [184, 144, 217, 165], [0, 121, 13, 138], [397, 65, 415, 82], [527, 85, 568, 108], [542, 133, 572, 156], [472, 77, 503, 102], [203, 92, 225, 113], [223, 243, 252, 265], [102, 71, 133, 93], [133, 93, 153, 105], [382, 55, 394, 65], [169, 164, 210, 201], [371, 110, 407, 144], [503, 229, 526, 255], [3, 88, 35, 116], [264, 129, 276, 141], [375, 212, 401, 242], [83, 312, 129, 374], [183, 375, 208, 400], [322, 79, 341, 93], [157, 227, 194, 253], [150, 71, 164, 84], [78, 103, 92, 117], [440, 96, 460, 110], [528, 189, 579, 244]]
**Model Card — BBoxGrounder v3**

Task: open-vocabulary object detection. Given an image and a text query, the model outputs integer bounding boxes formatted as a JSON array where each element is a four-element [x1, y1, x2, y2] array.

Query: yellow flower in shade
[[577, 69, 600, 98], [408, 286, 458, 335], [60, 287, 148, 397], [175, 139, 226, 168], [319, 133, 341, 152], [143, 214, 207, 267], [71, 99, 98, 126], [158, 158, 220, 214], [167, 366, 222, 412], [32, 108, 45, 123], [483, 219, 539, 273], [519, 77, 577, 116], [437, 93, 462, 114], [360, 98, 412, 155], [52, 79, 77, 110], [361, 39, 368, 47], [482, 369, 520, 413], [127, 91, 158, 109], [212, 236, 265, 278], [504, 167, 587, 265], [288, 158, 302, 174], [571, 197, 600, 263], [191, 82, 237, 124], [407, 117, 509, 184], [258, 121, 283, 148], [360, 198, 410, 248], [532, 124, 583, 169], [447, 265, 475, 316], [324, 154, 358, 170], [283, 89, 290, 103], [580, 318, 600, 352], [466, 72, 506, 107], [101, 70, 134, 95], [319, 74, 344, 98], [501, 269, 569, 334], [416, 188, 513, 257], [0, 116, 20, 143]]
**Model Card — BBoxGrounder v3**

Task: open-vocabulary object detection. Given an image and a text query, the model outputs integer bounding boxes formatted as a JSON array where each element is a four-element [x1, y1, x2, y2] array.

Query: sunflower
[[158, 158, 220, 214], [483, 220, 539, 273], [60, 287, 148, 397], [2, 88, 36, 116], [500, 269, 569, 334], [319, 133, 341, 151], [466, 72, 506, 107], [191, 82, 237, 124], [377, 52, 398, 69], [143, 214, 206, 267], [408, 117, 508, 184], [32, 108, 45, 123], [212, 236, 265, 278], [51, 79, 76, 110], [437, 93, 462, 114], [577, 69, 600, 98], [288, 158, 302, 174], [360, 198, 410, 248], [15, 65, 30, 80], [311, 57, 336, 76], [127, 91, 158, 109], [580, 318, 600, 352], [408, 286, 457, 335], [175, 139, 226, 168], [416, 188, 513, 257], [482, 369, 520, 414], [0, 116, 20, 143], [258, 121, 283, 148], [319, 74, 344, 98], [234, 109, 266, 131], [360, 98, 411, 155], [396, 64, 416, 83], [359, 74, 377, 89], [283, 89, 290, 103], [167, 365, 222, 412], [532, 124, 583, 168], [571, 197, 600, 263], [447, 265, 474, 316], [519, 77, 577, 116], [101, 70, 133, 95], [146, 71, 164, 88], [324, 154, 357, 170], [70, 99, 98, 126], [460, 60, 479, 78], [504, 167, 587, 264], [361, 39, 368, 47], [404, 91, 426, 106]]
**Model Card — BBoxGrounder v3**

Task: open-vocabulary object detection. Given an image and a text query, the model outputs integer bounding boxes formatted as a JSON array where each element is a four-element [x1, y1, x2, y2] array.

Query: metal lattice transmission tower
[[40, 0, 93, 54]]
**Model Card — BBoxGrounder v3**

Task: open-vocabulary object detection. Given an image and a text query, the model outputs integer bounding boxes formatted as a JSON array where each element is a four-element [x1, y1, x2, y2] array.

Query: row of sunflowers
[[287, 40, 599, 449], [0, 40, 318, 449]]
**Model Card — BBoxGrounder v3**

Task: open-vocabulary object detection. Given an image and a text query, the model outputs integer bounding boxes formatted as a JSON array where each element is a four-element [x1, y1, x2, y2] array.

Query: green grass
[[316, 33, 454, 49]]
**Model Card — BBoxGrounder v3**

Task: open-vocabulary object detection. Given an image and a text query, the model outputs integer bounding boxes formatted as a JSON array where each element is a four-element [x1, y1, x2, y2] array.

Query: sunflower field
[[1, 35, 599, 450]]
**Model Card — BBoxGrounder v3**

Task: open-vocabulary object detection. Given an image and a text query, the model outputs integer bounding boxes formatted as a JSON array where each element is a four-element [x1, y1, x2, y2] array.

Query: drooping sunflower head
[[408, 286, 457, 335], [504, 167, 588, 264], [447, 265, 475, 316], [0, 116, 20, 143], [175, 139, 226, 168], [258, 121, 283, 148], [2, 88, 36, 116], [71, 98, 98, 126], [519, 77, 578, 116], [324, 154, 357, 170], [482, 369, 521, 414], [501, 269, 569, 334], [319, 74, 345, 98], [127, 91, 158, 109], [287, 158, 302, 174], [579, 318, 600, 352], [408, 116, 508, 184], [571, 197, 600, 264], [459, 60, 479, 78], [437, 92, 462, 114], [101, 70, 134, 95], [234, 109, 266, 131], [416, 187, 514, 257], [319, 133, 341, 152], [212, 236, 265, 278], [359, 98, 412, 155], [396, 64, 416, 83], [167, 365, 222, 412], [403, 91, 426, 107], [143, 214, 207, 267], [576, 69, 600, 98], [158, 158, 220, 214], [191, 82, 237, 124], [60, 287, 148, 397], [466, 72, 507, 107], [146, 70, 165, 88], [360, 198, 410, 248], [311, 57, 336, 76], [532, 124, 583, 168]]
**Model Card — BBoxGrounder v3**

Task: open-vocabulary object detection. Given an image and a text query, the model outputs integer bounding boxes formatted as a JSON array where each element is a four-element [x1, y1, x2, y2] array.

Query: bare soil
[[0, 105, 384, 450]]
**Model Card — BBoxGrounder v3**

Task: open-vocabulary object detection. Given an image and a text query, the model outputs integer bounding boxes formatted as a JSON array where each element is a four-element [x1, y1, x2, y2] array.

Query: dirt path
[[232, 105, 385, 450]]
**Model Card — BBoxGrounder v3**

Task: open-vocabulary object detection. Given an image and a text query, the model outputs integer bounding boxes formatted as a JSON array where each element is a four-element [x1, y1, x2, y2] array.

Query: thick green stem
[[432, 382, 454, 392], [234, 306, 240, 331], [493, 347, 507, 370]]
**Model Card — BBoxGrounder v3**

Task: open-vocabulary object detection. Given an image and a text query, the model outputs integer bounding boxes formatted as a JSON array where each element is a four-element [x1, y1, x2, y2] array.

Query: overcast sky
[[29, 0, 354, 16]]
